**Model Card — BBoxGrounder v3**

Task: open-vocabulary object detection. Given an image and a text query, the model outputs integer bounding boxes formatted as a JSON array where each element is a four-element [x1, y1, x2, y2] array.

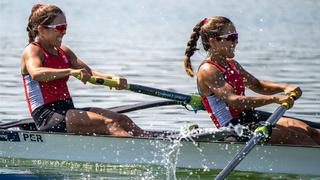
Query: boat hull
[[1, 130, 320, 176]]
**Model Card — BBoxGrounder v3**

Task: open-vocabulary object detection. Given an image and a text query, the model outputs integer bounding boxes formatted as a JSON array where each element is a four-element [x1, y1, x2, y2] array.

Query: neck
[[208, 50, 228, 66], [36, 38, 58, 55]]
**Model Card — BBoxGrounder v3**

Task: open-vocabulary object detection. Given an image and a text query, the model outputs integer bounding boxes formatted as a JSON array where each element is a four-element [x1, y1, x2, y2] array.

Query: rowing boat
[[1, 123, 320, 176], [1, 101, 320, 176], [0, 77, 317, 178]]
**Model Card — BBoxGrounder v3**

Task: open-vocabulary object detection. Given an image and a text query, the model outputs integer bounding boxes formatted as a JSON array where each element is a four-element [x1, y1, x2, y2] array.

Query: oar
[[76, 76, 203, 110], [215, 92, 297, 180], [0, 100, 180, 130]]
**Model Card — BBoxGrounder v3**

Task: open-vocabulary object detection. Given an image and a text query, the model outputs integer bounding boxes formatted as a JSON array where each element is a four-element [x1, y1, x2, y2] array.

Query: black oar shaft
[[129, 84, 191, 103], [85, 76, 200, 106]]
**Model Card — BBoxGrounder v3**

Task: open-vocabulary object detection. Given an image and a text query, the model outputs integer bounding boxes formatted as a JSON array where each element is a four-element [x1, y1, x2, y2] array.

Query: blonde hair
[[26, 4, 64, 43], [183, 16, 232, 77]]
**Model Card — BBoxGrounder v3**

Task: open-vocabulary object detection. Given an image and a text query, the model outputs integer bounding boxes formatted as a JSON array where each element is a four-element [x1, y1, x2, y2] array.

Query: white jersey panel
[[23, 75, 44, 111], [206, 95, 233, 126]]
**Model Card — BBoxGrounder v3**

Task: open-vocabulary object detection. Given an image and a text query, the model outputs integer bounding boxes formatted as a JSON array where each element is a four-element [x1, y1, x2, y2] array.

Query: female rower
[[21, 4, 149, 137], [183, 16, 320, 145]]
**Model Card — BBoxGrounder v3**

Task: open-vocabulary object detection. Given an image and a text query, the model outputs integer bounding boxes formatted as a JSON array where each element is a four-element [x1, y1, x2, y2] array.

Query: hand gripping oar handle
[[215, 92, 297, 180], [77, 76, 203, 109]]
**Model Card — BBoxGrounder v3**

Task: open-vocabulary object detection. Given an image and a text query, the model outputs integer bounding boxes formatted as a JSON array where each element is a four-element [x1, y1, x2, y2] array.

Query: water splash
[[159, 124, 240, 180], [161, 138, 181, 180]]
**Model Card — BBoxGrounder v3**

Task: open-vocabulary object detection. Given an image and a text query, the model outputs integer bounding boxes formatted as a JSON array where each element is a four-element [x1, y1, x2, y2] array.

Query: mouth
[[57, 37, 63, 42], [55, 36, 63, 45]]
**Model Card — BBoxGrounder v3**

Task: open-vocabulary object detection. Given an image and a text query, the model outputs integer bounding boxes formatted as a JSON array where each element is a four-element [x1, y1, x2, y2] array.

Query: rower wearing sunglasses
[[183, 16, 320, 145], [21, 4, 151, 137]]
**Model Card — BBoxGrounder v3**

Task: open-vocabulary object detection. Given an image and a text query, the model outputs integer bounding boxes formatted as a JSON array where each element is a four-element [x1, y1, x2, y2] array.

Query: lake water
[[0, 0, 319, 179]]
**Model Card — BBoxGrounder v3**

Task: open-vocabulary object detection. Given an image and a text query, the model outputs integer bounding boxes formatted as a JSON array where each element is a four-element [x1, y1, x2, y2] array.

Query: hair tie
[[33, 4, 45, 13], [35, 4, 45, 9], [201, 18, 208, 24]]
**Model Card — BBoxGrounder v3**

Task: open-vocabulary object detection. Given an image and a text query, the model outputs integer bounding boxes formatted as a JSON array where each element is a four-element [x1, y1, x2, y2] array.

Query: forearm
[[30, 67, 72, 82], [92, 70, 117, 79], [227, 95, 276, 109], [252, 80, 288, 95]]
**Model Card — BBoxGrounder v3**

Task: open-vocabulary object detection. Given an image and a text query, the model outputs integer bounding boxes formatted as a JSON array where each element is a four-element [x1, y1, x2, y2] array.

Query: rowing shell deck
[[1, 128, 320, 176]]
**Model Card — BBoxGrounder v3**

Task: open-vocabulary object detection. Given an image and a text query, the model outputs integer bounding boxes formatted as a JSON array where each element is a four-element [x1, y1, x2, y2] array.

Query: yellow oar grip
[[75, 75, 120, 88], [290, 91, 297, 100], [92, 77, 119, 88], [281, 102, 290, 109], [281, 91, 297, 108]]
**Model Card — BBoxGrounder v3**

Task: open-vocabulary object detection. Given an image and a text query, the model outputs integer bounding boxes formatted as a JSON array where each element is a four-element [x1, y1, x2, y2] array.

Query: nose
[[60, 30, 66, 35], [233, 39, 238, 47]]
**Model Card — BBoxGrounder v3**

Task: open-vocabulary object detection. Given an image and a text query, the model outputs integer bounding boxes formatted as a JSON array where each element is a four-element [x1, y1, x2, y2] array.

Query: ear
[[208, 37, 219, 47], [209, 37, 218, 42], [37, 25, 45, 34]]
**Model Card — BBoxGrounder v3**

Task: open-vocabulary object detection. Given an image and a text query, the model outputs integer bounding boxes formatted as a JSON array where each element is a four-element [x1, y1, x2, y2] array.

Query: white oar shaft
[[215, 136, 258, 180], [215, 105, 288, 180]]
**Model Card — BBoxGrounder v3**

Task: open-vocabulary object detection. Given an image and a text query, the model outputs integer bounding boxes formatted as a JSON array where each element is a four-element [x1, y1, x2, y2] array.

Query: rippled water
[[1, 0, 320, 179]]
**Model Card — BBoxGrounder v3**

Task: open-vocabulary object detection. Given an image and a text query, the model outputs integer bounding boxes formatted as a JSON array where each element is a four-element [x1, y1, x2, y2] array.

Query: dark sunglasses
[[215, 33, 238, 42], [43, 23, 67, 33]]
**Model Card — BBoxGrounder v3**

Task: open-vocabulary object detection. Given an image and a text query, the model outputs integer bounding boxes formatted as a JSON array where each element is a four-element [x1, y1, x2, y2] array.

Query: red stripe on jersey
[[22, 75, 32, 113], [201, 96, 221, 128]]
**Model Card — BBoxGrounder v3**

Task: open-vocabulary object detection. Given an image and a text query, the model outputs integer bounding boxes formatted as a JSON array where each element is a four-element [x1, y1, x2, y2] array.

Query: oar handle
[[89, 76, 127, 89], [74, 75, 129, 89], [281, 91, 297, 109]]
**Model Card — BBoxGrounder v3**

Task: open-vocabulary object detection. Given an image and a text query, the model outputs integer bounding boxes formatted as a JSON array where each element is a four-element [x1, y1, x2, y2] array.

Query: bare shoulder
[[198, 62, 223, 80], [21, 44, 44, 74], [197, 62, 225, 89], [197, 61, 230, 96], [22, 44, 43, 60]]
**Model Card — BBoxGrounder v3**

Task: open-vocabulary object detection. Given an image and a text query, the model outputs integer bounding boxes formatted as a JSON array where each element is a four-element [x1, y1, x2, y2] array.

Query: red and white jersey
[[200, 59, 245, 128], [22, 43, 71, 113]]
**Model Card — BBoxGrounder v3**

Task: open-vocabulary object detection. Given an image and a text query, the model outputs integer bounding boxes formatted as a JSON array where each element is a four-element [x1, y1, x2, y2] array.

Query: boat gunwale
[[1, 129, 320, 149]]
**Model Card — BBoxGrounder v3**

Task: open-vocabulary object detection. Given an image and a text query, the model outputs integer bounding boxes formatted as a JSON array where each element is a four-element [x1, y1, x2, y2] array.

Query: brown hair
[[26, 4, 64, 43], [183, 16, 232, 77]]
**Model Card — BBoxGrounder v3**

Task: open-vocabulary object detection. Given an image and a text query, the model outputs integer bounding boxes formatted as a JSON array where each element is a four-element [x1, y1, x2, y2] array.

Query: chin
[[226, 53, 235, 58], [54, 42, 62, 48]]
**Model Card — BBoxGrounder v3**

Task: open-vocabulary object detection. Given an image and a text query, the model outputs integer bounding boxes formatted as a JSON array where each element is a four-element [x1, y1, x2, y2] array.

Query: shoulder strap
[[31, 42, 49, 58], [203, 60, 227, 73], [226, 59, 236, 69], [57, 47, 70, 64], [226, 59, 242, 74]]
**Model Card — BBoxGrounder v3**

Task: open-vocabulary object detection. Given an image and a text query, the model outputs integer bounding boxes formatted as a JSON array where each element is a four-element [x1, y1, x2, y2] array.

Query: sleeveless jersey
[[22, 43, 71, 113], [200, 59, 245, 128]]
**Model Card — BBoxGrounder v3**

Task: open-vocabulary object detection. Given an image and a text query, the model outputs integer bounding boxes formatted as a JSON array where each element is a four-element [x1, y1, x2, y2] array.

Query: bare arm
[[232, 60, 302, 98], [198, 64, 291, 109], [62, 45, 127, 89], [24, 45, 73, 82]]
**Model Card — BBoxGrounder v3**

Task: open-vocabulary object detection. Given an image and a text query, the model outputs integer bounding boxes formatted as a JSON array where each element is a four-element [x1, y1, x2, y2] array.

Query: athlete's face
[[209, 24, 238, 58], [38, 13, 67, 48]]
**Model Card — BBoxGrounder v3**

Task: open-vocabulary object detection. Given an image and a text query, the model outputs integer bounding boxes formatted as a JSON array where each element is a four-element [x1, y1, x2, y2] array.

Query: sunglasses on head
[[215, 33, 238, 42], [43, 23, 67, 33]]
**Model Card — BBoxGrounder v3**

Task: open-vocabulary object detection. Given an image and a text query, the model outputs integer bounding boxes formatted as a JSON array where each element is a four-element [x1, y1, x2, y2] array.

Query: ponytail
[[183, 18, 208, 77]]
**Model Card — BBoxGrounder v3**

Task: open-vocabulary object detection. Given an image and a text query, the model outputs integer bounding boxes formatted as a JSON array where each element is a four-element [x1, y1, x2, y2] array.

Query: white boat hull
[[1, 130, 320, 176]]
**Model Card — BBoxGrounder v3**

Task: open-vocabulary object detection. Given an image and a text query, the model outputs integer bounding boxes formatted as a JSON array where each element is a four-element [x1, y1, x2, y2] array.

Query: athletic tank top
[[200, 59, 245, 128], [22, 43, 71, 113]]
